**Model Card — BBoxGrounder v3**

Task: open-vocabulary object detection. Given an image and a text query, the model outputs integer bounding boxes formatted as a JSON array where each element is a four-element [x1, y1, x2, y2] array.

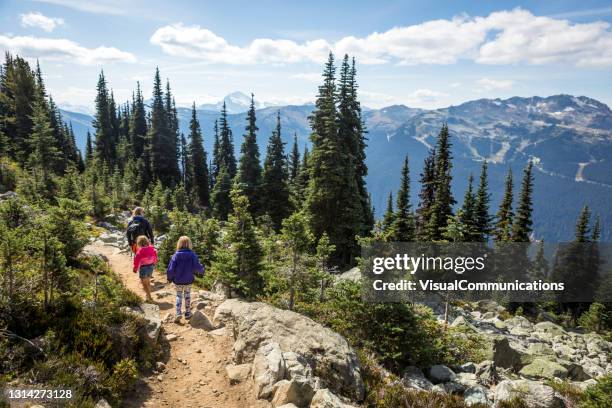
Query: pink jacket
[[133, 245, 158, 271]]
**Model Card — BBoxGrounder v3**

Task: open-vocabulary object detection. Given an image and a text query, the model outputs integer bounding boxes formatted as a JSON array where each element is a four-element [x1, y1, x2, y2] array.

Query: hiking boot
[[185, 312, 192, 320], [174, 315, 182, 324]]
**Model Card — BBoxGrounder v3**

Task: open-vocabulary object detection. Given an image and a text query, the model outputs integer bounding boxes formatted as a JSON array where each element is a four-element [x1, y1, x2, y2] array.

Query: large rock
[[519, 358, 568, 380], [189, 310, 214, 330], [533, 322, 566, 341], [427, 365, 456, 384], [494, 380, 564, 408], [121, 303, 161, 342], [475, 360, 499, 386], [401, 366, 434, 391], [214, 299, 364, 401], [271, 378, 315, 407], [94, 399, 112, 408], [464, 385, 490, 407], [226, 363, 251, 384], [492, 337, 523, 370], [309, 389, 356, 408], [253, 342, 286, 399]]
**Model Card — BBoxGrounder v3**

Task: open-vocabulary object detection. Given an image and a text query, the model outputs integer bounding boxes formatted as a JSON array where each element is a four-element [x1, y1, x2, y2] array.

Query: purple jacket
[[166, 249, 205, 285]]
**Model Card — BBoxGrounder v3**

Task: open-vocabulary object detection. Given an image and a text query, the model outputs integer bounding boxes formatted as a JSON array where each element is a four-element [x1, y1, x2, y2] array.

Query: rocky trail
[[86, 241, 269, 408]]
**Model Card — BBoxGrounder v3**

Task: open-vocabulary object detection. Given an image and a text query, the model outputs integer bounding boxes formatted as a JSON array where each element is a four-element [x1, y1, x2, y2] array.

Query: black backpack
[[127, 219, 146, 245]]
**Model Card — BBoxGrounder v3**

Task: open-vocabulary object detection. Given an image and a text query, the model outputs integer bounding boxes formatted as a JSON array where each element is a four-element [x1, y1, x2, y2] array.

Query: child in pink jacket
[[133, 235, 158, 302]]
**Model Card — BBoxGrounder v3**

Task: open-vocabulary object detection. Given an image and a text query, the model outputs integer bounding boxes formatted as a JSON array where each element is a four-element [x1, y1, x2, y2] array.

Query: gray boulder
[[94, 399, 112, 408], [519, 358, 568, 380], [0, 191, 18, 200], [214, 299, 364, 401], [401, 366, 434, 391], [457, 362, 476, 374], [475, 360, 499, 386], [427, 365, 456, 384], [271, 378, 315, 407], [494, 379, 564, 408], [464, 385, 491, 407], [121, 303, 161, 342], [226, 363, 251, 384], [189, 310, 214, 330], [253, 342, 286, 399], [492, 337, 523, 370], [309, 389, 356, 408]]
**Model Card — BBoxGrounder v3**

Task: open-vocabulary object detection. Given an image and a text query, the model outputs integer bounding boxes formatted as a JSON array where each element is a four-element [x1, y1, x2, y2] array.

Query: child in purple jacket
[[166, 236, 204, 322]]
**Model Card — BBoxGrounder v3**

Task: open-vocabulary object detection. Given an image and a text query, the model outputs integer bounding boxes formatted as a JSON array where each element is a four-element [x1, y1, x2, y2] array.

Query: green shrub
[[108, 358, 138, 398], [581, 375, 612, 408]]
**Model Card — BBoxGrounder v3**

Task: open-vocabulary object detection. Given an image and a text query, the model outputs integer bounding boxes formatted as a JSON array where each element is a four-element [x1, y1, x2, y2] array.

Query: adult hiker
[[166, 236, 205, 323], [127, 207, 154, 254], [132, 235, 158, 302]]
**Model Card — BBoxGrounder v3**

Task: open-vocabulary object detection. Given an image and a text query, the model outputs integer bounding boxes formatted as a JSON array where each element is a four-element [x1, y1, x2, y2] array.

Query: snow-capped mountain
[[197, 91, 267, 114]]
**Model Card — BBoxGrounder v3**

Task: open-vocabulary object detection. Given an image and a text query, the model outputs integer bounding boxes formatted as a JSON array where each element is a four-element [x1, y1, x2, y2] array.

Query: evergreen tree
[[93, 71, 115, 167], [494, 169, 514, 242], [460, 174, 477, 240], [280, 211, 315, 309], [218, 102, 237, 178], [85, 130, 94, 165], [416, 149, 436, 240], [389, 156, 414, 241], [130, 82, 148, 159], [474, 161, 492, 241], [236, 94, 262, 216], [512, 161, 534, 242], [289, 133, 300, 184], [148, 68, 179, 187], [294, 146, 310, 204], [28, 99, 60, 198], [381, 192, 395, 234], [213, 185, 263, 298], [211, 119, 220, 181], [180, 133, 188, 185], [575, 206, 591, 243], [426, 124, 455, 240], [187, 103, 210, 209], [211, 165, 232, 221], [261, 111, 290, 230]]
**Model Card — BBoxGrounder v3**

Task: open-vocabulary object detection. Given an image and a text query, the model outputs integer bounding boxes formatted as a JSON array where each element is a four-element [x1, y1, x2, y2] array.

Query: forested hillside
[[1, 52, 611, 407]]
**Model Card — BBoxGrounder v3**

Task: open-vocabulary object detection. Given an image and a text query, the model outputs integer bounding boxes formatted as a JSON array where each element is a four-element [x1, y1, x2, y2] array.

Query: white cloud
[[150, 8, 612, 67], [290, 72, 321, 82], [32, 0, 124, 15], [0, 34, 136, 65], [475, 78, 514, 91], [20, 12, 65, 32]]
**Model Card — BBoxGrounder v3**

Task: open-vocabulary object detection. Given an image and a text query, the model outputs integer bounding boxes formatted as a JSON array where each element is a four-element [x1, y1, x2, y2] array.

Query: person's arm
[[193, 253, 204, 277], [126, 220, 133, 245], [146, 220, 154, 244], [133, 250, 141, 272], [153, 248, 158, 265], [166, 255, 176, 283]]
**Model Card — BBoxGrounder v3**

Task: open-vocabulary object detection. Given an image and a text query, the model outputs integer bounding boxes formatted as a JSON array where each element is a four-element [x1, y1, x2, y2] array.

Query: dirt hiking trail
[[86, 242, 269, 408]]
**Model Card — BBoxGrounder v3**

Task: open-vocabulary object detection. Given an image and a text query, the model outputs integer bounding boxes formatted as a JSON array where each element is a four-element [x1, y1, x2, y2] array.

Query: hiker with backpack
[[127, 207, 154, 254], [132, 235, 158, 302], [166, 236, 205, 323]]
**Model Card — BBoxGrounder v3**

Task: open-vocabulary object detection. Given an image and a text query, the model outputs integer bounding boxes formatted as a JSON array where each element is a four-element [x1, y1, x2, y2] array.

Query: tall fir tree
[[261, 111, 290, 230], [211, 165, 232, 221], [218, 102, 237, 178], [28, 99, 60, 198], [381, 192, 395, 234], [459, 174, 477, 240], [294, 146, 310, 204], [85, 130, 93, 165], [129, 82, 148, 158], [474, 161, 492, 241], [512, 161, 534, 242], [389, 156, 414, 241], [211, 119, 220, 181], [416, 149, 436, 239], [93, 70, 116, 167], [236, 93, 262, 216], [426, 124, 455, 240], [289, 133, 300, 184], [494, 169, 514, 242], [187, 103, 210, 209], [575, 206, 591, 243]]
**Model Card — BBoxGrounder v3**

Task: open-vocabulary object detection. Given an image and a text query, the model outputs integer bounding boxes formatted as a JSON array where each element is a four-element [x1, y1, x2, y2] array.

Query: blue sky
[[1, 0, 612, 113]]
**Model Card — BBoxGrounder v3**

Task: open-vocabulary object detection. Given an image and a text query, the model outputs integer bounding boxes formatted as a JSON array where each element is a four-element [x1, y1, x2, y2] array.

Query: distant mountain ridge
[[59, 93, 612, 241]]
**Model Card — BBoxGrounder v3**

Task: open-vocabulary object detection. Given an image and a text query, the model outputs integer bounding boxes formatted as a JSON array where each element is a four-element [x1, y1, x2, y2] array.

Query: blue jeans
[[139, 264, 154, 279]]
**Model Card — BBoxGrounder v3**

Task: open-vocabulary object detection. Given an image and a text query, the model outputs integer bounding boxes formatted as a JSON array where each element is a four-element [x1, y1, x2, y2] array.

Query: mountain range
[[60, 93, 612, 242]]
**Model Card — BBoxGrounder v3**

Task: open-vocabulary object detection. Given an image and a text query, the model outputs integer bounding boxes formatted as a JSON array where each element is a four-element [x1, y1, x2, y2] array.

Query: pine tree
[[236, 94, 262, 216], [512, 161, 534, 242], [460, 174, 477, 240], [213, 185, 263, 298], [280, 211, 315, 309], [474, 161, 492, 241], [187, 103, 210, 209], [148, 68, 179, 187], [28, 99, 60, 198], [261, 111, 290, 230], [130, 82, 148, 157], [93, 71, 115, 167], [575, 206, 591, 243], [211, 165, 232, 221], [85, 130, 93, 165], [218, 102, 237, 178], [211, 120, 220, 181], [426, 124, 455, 240], [494, 169, 514, 242], [416, 149, 436, 239], [389, 156, 414, 241], [289, 133, 300, 184], [294, 146, 310, 204], [382, 192, 395, 234]]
